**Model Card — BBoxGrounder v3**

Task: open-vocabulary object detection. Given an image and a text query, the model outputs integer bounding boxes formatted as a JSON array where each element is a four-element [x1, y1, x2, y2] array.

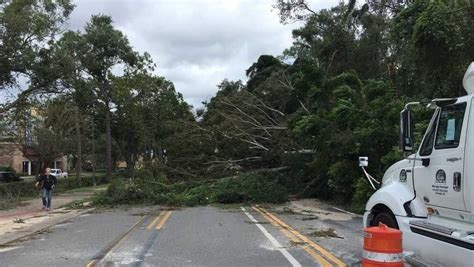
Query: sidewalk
[[0, 186, 106, 245]]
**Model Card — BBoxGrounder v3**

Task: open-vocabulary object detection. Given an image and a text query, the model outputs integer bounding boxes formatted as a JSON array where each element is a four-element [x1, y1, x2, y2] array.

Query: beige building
[[0, 137, 67, 175], [0, 106, 68, 175]]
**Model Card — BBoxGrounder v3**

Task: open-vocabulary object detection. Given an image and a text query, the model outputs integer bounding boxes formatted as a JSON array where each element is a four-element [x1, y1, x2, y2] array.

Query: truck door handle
[[453, 172, 461, 192]]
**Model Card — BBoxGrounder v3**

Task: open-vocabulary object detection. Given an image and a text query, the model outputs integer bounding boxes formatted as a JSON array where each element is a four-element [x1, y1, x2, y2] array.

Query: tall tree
[[274, 0, 317, 24], [391, 0, 474, 98], [64, 15, 153, 176], [113, 73, 194, 173], [0, 0, 74, 113]]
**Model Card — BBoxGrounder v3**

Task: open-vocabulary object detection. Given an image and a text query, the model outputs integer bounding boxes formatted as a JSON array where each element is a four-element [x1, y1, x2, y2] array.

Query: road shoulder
[[0, 207, 94, 246]]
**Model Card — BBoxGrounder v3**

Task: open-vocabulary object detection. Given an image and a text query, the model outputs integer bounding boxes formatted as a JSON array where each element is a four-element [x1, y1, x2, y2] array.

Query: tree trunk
[[126, 151, 132, 170], [91, 118, 96, 186], [105, 102, 112, 177], [131, 153, 136, 170], [75, 107, 82, 184]]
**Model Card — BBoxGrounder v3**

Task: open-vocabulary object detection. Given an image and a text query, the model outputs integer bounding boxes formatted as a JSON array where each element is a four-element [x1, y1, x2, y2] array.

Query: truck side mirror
[[400, 109, 414, 152]]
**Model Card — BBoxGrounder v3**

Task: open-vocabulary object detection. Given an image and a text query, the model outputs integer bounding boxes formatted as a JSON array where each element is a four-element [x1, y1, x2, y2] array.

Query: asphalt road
[[0, 205, 362, 267]]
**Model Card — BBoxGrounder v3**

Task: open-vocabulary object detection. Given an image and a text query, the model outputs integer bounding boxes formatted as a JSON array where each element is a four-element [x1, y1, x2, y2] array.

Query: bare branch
[[241, 100, 280, 125], [246, 91, 286, 116], [204, 157, 262, 165], [275, 72, 310, 114], [0, 87, 37, 114]]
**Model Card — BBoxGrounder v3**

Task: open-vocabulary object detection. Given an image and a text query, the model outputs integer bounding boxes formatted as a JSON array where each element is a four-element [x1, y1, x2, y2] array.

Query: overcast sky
[[1, 0, 341, 108]]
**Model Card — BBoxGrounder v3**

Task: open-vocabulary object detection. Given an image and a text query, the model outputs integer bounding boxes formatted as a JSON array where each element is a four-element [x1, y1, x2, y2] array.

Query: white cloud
[[1, 0, 341, 107], [69, 0, 341, 107]]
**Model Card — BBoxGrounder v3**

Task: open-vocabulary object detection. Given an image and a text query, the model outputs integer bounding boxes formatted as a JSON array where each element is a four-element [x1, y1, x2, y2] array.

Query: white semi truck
[[361, 62, 474, 266]]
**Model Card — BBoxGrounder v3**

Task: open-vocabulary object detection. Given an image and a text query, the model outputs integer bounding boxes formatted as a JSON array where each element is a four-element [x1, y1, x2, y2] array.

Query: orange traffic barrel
[[362, 223, 403, 267]]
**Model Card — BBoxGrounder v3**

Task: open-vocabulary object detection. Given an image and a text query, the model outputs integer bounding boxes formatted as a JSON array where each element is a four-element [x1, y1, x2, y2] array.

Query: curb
[[331, 206, 363, 218], [0, 208, 95, 246], [290, 200, 363, 218]]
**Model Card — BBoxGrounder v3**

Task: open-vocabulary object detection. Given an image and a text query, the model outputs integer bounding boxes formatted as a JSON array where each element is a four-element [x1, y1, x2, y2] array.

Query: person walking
[[36, 168, 57, 211]]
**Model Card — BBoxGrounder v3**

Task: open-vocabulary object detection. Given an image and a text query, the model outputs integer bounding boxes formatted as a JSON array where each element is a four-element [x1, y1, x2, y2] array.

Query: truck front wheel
[[371, 212, 399, 229]]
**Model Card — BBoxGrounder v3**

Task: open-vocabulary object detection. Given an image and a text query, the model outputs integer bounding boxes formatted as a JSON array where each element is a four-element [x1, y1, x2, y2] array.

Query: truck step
[[405, 254, 442, 267], [409, 220, 474, 250], [409, 220, 455, 235]]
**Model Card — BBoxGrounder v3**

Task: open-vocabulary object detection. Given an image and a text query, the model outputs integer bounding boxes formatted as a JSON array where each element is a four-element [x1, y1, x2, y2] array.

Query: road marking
[[0, 246, 22, 253], [85, 260, 97, 267], [255, 206, 345, 266], [254, 206, 346, 267], [134, 210, 174, 267], [253, 207, 333, 267], [146, 212, 163, 230], [155, 211, 173, 230], [85, 215, 147, 267], [241, 207, 302, 267]]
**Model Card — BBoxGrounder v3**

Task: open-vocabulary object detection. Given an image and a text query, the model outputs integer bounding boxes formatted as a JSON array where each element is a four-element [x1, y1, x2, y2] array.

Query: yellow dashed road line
[[85, 259, 97, 267], [155, 211, 173, 230], [146, 212, 163, 230]]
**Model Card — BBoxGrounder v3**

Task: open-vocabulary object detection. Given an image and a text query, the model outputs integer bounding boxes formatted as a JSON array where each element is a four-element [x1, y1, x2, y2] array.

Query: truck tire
[[371, 212, 399, 229]]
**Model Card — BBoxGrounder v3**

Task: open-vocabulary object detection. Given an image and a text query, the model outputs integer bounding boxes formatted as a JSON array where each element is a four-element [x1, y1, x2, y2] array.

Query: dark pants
[[42, 188, 53, 209]]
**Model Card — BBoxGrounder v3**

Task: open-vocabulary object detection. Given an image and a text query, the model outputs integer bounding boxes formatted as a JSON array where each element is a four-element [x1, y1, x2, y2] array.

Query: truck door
[[413, 102, 468, 211]]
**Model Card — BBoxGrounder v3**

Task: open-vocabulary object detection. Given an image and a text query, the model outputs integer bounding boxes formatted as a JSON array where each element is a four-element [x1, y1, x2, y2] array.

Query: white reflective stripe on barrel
[[363, 250, 403, 263]]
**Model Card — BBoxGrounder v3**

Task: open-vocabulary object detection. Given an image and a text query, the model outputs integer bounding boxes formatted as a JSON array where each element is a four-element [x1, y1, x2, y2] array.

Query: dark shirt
[[38, 174, 57, 190]]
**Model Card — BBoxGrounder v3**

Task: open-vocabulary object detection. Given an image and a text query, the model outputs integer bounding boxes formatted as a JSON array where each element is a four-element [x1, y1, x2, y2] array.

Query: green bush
[[55, 175, 109, 191], [0, 166, 17, 174], [0, 180, 37, 200]]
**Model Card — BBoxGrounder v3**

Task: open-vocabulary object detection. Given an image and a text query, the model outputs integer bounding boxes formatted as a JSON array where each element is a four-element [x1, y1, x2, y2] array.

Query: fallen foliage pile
[[93, 171, 288, 206]]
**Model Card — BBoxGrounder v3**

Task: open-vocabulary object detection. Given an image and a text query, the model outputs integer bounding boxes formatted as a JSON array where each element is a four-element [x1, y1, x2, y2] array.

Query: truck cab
[[363, 62, 474, 266]]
